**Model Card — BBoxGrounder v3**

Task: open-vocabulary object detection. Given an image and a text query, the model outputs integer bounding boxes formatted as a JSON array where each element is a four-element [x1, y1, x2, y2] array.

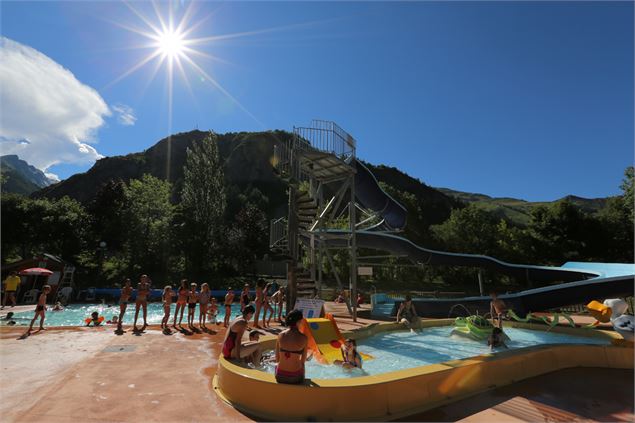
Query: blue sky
[[1, 1, 632, 201]]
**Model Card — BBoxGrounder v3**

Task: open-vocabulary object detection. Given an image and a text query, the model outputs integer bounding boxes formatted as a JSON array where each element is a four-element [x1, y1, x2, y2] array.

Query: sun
[[156, 29, 184, 59]]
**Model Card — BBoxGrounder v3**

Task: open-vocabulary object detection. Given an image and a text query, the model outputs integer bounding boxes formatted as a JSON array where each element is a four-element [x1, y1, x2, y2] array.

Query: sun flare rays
[[105, 0, 259, 127]]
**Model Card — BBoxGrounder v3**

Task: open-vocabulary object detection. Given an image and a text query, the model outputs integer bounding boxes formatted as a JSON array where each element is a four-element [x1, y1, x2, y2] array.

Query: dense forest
[[2, 130, 632, 295]]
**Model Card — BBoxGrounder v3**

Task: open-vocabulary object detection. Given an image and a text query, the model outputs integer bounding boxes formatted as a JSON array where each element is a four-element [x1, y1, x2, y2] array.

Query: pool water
[[6, 303, 247, 327], [259, 326, 609, 379]]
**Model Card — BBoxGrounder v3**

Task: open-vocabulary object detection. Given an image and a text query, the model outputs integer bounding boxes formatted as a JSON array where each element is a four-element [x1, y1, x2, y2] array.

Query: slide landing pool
[[213, 319, 633, 421]]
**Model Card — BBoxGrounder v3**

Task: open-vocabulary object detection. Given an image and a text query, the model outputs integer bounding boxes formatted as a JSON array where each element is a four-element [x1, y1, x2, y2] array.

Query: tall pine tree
[[181, 131, 227, 279]]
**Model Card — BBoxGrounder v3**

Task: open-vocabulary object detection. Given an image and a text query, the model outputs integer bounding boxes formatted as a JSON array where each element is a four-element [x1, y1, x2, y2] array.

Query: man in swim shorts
[[396, 295, 419, 330]]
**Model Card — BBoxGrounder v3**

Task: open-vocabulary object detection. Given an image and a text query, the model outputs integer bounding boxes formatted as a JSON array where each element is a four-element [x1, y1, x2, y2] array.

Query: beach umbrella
[[18, 267, 53, 276]]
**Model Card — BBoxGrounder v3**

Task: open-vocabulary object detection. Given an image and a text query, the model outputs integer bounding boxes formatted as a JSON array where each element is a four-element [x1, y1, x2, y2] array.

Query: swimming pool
[[257, 326, 609, 379], [6, 303, 250, 326]]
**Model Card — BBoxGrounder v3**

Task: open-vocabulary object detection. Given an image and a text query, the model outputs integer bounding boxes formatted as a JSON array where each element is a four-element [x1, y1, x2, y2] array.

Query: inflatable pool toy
[[451, 315, 496, 340], [84, 316, 105, 325], [587, 299, 634, 342], [298, 314, 373, 364], [507, 309, 576, 328]]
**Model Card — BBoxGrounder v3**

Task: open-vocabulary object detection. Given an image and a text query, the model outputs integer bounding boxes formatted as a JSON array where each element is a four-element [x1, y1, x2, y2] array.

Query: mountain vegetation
[[2, 130, 632, 295], [1, 154, 54, 195]]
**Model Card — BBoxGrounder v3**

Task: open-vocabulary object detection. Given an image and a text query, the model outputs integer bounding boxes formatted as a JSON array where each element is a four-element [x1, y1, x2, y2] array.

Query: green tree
[[89, 179, 127, 250], [226, 203, 268, 275], [181, 131, 227, 278], [124, 174, 174, 276], [1, 194, 89, 263], [431, 204, 501, 256], [620, 166, 634, 221], [526, 200, 589, 265]]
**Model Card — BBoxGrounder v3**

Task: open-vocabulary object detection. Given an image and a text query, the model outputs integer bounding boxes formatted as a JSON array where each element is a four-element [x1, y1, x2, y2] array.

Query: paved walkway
[[402, 368, 634, 422], [0, 310, 632, 422]]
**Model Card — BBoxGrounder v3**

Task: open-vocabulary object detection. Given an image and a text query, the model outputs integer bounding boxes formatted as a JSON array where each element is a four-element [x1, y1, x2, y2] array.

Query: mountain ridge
[[28, 129, 613, 229], [1, 154, 55, 195]]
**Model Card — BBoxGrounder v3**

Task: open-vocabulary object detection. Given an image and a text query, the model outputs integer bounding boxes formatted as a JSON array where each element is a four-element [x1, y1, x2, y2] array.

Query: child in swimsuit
[[199, 283, 211, 329], [187, 283, 198, 328], [223, 288, 235, 328], [490, 292, 508, 329], [133, 275, 150, 331], [240, 284, 250, 312], [27, 285, 51, 334], [261, 282, 274, 328], [173, 279, 189, 327], [207, 297, 219, 324], [118, 278, 132, 330], [270, 287, 285, 323], [488, 327, 508, 350], [161, 285, 173, 333], [86, 311, 104, 327], [335, 338, 363, 369], [253, 280, 264, 328]]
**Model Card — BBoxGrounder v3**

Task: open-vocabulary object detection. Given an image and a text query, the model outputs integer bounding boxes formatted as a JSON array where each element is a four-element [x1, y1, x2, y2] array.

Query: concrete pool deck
[[0, 311, 632, 422]]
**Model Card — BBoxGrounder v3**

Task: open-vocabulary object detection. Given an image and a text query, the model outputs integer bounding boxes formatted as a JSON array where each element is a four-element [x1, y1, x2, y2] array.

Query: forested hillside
[[2, 130, 632, 294]]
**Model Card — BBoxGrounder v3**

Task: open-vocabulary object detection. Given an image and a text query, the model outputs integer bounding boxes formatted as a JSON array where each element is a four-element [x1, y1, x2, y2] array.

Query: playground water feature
[[258, 326, 609, 379], [5, 303, 245, 326]]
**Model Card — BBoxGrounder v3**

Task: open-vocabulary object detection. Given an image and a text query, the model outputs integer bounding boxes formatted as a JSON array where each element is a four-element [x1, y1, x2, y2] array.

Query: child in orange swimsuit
[[173, 279, 189, 327]]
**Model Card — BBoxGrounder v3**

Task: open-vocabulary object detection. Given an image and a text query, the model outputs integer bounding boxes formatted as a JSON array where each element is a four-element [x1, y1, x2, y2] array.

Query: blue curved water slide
[[317, 160, 634, 317]]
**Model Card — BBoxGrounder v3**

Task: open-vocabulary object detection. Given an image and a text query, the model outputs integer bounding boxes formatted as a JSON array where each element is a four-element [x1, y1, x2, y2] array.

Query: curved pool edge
[[214, 320, 633, 422]]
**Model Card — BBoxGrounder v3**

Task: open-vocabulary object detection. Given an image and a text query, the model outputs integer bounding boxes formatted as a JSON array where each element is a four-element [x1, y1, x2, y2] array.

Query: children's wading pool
[[214, 322, 629, 421], [255, 325, 609, 379]]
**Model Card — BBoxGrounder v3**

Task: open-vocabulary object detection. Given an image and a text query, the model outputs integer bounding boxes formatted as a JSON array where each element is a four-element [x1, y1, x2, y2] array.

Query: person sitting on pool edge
[[489, 291, 508, 329], [275, 309, 308, 384], [222, 305, 263, 365], [334, 338, 363, 369], [488, 327, 508, 349], [396, 295, 419, 330]]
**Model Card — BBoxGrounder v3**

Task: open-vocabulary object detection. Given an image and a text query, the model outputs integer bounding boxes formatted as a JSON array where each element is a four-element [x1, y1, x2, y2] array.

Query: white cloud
[[0, 37, 111, 176], [112, 103, 137, 126]]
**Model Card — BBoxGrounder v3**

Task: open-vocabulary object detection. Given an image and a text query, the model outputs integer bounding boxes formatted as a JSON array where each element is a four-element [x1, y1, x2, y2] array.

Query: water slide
[[312, 160, 635, 317], [298, 314, 372, 363]]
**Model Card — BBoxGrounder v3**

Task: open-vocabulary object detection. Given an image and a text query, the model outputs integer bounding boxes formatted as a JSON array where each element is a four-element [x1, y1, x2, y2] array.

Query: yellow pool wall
[[213, 319, 633, 421]]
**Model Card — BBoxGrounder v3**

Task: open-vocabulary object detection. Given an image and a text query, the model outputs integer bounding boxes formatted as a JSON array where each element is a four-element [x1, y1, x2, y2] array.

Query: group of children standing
[[21, 276, 287, 335], [114, 276, 289, 335]]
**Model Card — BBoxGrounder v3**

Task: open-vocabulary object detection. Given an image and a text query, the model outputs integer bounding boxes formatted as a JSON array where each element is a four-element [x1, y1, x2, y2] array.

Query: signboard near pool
[[294, 298, 325, 318], [357, 266, 373, 276]]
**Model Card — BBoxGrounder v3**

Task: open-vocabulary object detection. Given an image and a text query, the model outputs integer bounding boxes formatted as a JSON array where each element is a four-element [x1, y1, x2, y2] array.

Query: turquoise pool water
[[6, 303, 246, 326], [259, 326, 609, 379]]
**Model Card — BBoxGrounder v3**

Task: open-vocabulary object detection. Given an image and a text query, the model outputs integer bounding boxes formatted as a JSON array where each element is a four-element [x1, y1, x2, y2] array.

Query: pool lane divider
[[213, 319, 633, 422]]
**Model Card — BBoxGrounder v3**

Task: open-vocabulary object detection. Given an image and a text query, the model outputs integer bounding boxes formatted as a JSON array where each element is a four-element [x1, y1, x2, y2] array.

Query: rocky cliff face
[[1, 154, 55, 195]]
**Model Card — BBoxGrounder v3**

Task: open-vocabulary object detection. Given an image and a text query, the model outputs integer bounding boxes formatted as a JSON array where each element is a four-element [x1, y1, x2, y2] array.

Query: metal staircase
[[270, 120, 358, 309]]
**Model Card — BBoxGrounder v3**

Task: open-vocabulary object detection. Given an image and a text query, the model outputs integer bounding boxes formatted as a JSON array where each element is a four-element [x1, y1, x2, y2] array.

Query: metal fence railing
[[269, 217, 288, 248], [293, 120, 355, 162]]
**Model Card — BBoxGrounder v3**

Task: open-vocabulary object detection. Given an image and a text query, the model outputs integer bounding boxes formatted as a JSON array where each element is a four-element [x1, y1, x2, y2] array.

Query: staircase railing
[[293, 120, 355, 162], [269, 217, 288, 248], [273, 120, 356, 182]]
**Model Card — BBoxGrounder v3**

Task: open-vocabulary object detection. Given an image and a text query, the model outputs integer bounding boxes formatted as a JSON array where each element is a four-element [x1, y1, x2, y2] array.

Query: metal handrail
[[269, 217, 288, 248]]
